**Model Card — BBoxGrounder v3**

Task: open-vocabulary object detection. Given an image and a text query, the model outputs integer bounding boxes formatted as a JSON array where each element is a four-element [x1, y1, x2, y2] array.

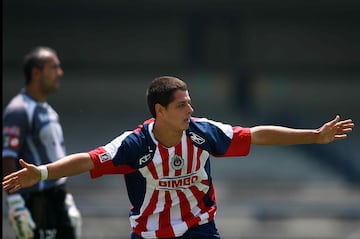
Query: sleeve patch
[[98, 152, 112, 163]]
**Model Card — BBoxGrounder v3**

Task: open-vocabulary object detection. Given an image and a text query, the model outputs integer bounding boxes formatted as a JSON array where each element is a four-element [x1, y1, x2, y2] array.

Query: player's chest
[[143, 144, 210, 178]]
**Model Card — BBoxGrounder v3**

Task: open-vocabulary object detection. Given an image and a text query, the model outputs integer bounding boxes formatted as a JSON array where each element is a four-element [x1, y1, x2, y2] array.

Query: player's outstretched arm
[[250, 115, 354, 145], [3, 153, 94, 194]]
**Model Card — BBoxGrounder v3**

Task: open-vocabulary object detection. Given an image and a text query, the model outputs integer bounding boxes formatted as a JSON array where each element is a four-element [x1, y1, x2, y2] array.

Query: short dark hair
[[146, 76, 188, 118], [23, 46, 57, 85]]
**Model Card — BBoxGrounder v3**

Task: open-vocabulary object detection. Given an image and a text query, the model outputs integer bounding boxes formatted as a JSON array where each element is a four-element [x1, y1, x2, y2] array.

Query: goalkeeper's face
[[39, 54, 64, 94]]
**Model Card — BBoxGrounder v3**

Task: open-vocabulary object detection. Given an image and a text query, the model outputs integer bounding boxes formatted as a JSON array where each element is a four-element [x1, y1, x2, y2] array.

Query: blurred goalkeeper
[[2, 46, 82, 239]]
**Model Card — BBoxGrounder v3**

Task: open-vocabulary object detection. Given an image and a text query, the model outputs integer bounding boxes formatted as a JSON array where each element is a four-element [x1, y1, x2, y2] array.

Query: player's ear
[[31, 67, 41, 80], [155, 103, 164, 117]]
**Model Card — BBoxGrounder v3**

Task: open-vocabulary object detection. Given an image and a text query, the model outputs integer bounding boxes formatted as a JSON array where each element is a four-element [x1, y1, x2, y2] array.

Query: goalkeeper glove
[[7, 194, 36, 239], [65, 193, 82, 239]]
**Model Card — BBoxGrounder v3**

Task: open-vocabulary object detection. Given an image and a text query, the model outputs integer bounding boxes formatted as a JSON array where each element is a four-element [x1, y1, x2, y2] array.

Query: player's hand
[[316, 115, 354, 144], [7, 194, 36, 239], [2, 159, 41, 194]]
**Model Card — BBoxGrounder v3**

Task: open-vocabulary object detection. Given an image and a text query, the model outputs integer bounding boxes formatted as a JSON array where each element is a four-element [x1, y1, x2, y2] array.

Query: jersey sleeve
[[88, 130, 137, 178], [220, 126, 251, 157], [192, 118, 251, 157], [88, 147, 135, 178]]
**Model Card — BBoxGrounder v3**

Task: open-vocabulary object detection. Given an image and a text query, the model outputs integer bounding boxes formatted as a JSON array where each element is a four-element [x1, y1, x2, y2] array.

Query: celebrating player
[[2, 46, 82, 239], [3, 76, 354, 239]]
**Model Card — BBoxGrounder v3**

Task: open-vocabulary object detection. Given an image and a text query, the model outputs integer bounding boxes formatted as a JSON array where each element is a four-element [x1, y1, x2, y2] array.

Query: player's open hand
[[2, 159, 41, 194], [316, 115, 354, 144]]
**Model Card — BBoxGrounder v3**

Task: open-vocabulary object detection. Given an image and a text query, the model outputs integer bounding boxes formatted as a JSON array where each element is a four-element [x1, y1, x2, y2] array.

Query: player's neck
[[152, 123, 182, 148], [26, 86, 47, 102]]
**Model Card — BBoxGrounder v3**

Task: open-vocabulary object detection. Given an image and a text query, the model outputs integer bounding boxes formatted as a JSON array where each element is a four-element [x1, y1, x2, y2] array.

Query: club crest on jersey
[[98, 152, 112, 163], [189, 132, 205, 144], [38, 113, 50, 123], [171, 155, 184, 170]]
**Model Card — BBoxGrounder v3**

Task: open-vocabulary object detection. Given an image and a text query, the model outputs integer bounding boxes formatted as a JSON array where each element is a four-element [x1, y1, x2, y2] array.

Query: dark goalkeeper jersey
[[3, 91, 67, 194], [88, 117, 251, 238]]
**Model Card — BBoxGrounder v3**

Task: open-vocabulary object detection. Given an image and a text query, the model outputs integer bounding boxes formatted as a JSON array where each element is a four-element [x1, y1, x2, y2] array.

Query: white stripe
[[169, 190, 181, 224], [141, 230, 156, 239], [198, 212, 210, 225], [172, 222, 189, 237], [199, 150, 210, 168], [137, 169, 156, 212], [181, 135, 188, 175], [167, 147, 175, 177], [153, 149, 164, 178], [192, 146, 198, 172], [146, 212, 159, 233]]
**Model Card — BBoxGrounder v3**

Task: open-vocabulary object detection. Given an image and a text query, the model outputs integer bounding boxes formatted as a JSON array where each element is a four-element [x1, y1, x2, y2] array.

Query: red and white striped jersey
[[88, 117, 251, 238]]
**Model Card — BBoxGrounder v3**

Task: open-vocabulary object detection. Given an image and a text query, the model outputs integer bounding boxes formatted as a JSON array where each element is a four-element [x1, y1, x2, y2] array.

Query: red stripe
[[189, 185, 207, 213], [174, 143, 182, 176], [133, 190, 159, 235], [156, 191, 175, 238], [190, 182, 217, 222], [159, 145, 170, 177], [176, 190, 200, 228], [186, 136, 194, 174], [158, 144, 169, 177], [147, 160, 159, 180], [206, 206, 216, 222], [195, 148, 203, 171]]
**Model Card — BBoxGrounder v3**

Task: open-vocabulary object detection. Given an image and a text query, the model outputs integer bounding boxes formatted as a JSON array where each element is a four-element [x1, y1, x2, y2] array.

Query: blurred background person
[[3, 46, 82, 239]]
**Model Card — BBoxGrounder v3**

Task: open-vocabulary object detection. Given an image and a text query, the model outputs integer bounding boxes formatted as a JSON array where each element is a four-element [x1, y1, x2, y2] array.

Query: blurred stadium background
[[3, 0, 360, 238]]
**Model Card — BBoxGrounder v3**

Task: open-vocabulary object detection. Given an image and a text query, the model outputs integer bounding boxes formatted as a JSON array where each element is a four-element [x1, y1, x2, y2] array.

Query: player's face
[[163, 89, 193, 131], [39, 54, 64, 94]]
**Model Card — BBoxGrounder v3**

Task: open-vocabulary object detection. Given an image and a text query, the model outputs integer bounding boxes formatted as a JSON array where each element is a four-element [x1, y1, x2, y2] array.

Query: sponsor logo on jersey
[[38, 113, 50, 123], [171, 154, 184, 170], [189, 132, 205, 144], [98, 152, 112, 163], [158, 173, 199, 190], [3, 126, 20, 136], [3, 136, 20, 149], [139, 153, 152, 165]]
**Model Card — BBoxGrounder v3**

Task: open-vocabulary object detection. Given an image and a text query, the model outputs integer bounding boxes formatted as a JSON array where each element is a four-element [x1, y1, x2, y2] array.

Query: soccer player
[[2, 46, 82, 239], [3, 76, 354, 239]]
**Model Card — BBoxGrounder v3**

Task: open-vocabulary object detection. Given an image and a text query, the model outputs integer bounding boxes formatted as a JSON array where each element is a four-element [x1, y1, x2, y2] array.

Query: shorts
[[130, 220, 221, 239], [22, 184, 76, 239]]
